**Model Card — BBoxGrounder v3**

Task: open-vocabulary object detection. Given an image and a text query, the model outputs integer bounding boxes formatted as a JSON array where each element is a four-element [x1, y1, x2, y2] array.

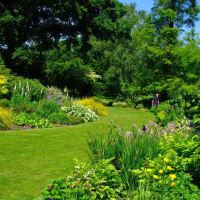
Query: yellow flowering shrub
[[0, 75, 9, 95], [0, 107, 13, 130], [74, 98, 108, 116], [132, 154, 200, 199]]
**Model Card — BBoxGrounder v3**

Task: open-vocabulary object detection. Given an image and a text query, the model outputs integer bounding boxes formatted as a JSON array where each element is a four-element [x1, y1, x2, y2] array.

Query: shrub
[[68, 115, 84, 125], [43, 159, 127, 200], [61, 104, 98, 122], [161, 132, 200, 187], [15, 112, 52, 128], [93, 96, 113, 106], [0, 98, 10, 108], [36, 100, 60, 118], [112, 101, 128, 107], [48, 112, 69, 124], [11, 95, 37, 114], [12, 78, 46, 102], [0, 75, 9, 97], [0, 107, 13, 130], [75, 98, 108, 116], [132, 154, 200, 200], [46, 86, 71, 106], [151, 100, 184, 126], [88, 126, 161, 189]]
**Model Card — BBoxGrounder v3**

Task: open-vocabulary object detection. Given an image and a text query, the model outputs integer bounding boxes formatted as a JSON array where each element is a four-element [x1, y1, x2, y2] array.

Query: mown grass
[[0, 107, 154, 200]]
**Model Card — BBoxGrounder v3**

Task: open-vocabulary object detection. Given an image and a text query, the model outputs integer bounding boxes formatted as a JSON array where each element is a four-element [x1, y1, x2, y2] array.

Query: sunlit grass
[[0, 107, 154, 199]]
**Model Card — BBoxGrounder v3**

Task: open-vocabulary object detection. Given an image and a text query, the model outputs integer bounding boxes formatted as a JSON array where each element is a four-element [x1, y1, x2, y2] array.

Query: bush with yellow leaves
[[0, 107, 13, 130], [0, 75, 9, 96], [132, 153, 200, 199], [74, 98, 108, 116]]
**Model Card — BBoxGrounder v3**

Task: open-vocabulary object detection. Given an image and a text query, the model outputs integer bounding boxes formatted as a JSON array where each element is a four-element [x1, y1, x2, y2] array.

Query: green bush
[[48, 112, 69, 124], [161, 132, 200, 187], [88, 126, 161, 189], [132, 154, 200, 200], [36, 100, 60, 118], [0, 107, 13, 130], [61, 104, 98, 122], [151, 100, 184, 126], [68, 115, 84, 125], [15, 112, 52, 128], [12, 78, 46, 102], [0, 98, 10, 108], [43, 159, 127, 200], [11, 95, 37, 114], [112, 101, 128, 107]]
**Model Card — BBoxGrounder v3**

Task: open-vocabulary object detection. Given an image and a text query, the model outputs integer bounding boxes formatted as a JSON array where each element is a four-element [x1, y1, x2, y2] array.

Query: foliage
[[46, 86, 71, 106], [11, 95, 37, 114], [75, 98, 108, 116], [61, 104, 98, 123], [0, 74, 9, 97], [15, 112, 52, 128], [48, 112, 69, 125], [0, 107, 13, 130], [35, 100, 60, 118], [0, 98, 10, 108], [88, 126, 161, 189], [45, 57, 93, 96], [0, 0, 128, 78], [43, 159, 127, 200], [161, 132, 200, 186], [132, 154, 200, 200], [12, 78, 46, 102], [93, 96, 113, 106], [112, 101, 128, 107], [151, 100, 184, 126]]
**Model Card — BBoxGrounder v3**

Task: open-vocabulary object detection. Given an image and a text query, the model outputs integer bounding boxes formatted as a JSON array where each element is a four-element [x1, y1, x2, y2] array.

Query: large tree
[[150, 0, 199, 76], [151, 0, 200, 29], [0, 0, 128, 77]]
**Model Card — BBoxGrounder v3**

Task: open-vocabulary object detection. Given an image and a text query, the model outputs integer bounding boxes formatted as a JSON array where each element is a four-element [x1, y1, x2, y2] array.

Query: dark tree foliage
[[0, 0, 128, 77]]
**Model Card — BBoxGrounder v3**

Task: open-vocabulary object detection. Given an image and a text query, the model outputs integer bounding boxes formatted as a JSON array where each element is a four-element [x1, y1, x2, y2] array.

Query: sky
[[119, 0, 200, 34]]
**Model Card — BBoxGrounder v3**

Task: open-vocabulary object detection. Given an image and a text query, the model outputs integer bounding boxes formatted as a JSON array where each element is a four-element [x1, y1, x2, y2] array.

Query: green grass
[[0, 107, 154, 200]]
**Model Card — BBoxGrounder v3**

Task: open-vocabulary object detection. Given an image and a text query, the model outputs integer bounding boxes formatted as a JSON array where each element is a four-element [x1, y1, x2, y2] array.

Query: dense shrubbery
[[62, 104, 98, 123], [43, 159, 127, 200], [88, 125, 161, 189], [75, 98, 108, 116], [13, 79, 46, 102], [87, 122, 200, 199]]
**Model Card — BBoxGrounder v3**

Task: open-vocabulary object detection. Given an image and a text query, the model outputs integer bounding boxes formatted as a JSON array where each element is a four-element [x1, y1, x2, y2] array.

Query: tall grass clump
[[88, 125, 161, 190], [0, 107, 13, 130]]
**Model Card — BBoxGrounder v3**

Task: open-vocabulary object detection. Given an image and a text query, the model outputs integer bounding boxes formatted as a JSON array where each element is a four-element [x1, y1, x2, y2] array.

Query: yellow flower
[[171, 182, 176, 187], [153, 175, 159, 179], [164, 158, 170, 163], [169, 174, 176, 180], [166, 166, 173, 171], [159, 170, 164, 174]]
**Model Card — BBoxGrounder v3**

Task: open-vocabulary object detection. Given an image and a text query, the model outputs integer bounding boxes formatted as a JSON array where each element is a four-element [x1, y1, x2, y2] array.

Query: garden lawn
[[0, 107, 154, 200]]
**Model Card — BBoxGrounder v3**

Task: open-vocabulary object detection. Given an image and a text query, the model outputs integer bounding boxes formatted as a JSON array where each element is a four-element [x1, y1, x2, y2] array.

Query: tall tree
[[0, 0, 128, 77], [150, 0, 199, 76], [151, 0, 200, 29]]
